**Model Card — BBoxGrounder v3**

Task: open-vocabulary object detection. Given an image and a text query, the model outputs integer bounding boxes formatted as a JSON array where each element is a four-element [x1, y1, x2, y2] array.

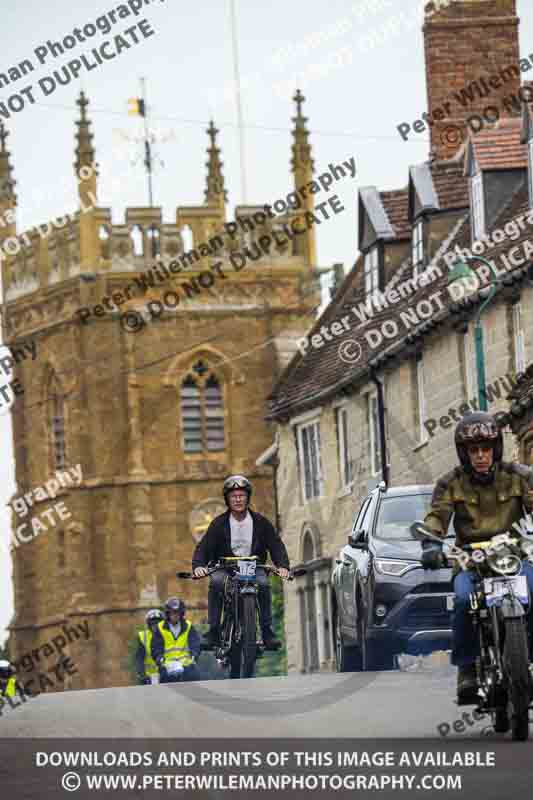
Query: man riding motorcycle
[[151, 597, 201, 683], [422, 411, 533, 703], [135, 609, 164, 685], [192, 475, 290, 650]]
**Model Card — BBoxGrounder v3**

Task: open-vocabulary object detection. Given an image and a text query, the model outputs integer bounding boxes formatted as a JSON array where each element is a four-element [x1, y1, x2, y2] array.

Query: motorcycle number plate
[[484, 575, 528, 606], [238, 560, 256, 578], [166, 661, 185, 676], [446, 595, 454, 611]]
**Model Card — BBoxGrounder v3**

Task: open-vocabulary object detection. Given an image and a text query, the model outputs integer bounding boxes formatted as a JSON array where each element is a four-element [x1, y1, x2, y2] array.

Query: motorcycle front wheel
[[503, 618, 530, 741], [229, 594, 258, 679]]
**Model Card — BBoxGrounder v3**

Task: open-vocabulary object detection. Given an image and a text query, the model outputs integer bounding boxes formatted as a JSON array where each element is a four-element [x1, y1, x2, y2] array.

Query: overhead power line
[[24, 100, 430, 143]]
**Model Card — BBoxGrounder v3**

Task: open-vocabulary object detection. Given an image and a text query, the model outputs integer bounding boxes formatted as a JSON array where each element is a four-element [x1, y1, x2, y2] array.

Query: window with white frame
[[412, 219, 424, 275], [416, 357, 428, 444], [364, 247, 379, 299], [336, 406, 353, 488], [471, 172, 485, 241], [296, 419, 323, 501], [368, 392, 382, 476], [529, 141, 533, 208], [512, 303, 526, 373]]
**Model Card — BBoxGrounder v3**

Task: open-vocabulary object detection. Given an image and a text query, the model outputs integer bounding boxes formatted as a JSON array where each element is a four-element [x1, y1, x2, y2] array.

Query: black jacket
[[192, 509, 290, 570], [151, 619, 201, 666]]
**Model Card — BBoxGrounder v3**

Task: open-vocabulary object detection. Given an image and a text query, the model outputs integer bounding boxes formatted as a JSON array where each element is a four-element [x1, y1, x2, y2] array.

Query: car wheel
[[335, 613, 362, 672]]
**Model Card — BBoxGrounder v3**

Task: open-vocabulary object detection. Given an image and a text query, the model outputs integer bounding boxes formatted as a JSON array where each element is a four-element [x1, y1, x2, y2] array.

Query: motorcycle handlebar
[[176, 565, 305, 581]]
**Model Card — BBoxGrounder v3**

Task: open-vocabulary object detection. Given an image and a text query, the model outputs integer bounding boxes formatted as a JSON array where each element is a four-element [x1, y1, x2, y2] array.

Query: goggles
[[224, 477, 250, 491], [459, 422, 498, 441]]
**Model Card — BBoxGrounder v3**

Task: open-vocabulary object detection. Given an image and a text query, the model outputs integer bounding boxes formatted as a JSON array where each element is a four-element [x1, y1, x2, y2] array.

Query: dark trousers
[[160, 664, 199, 683], [452, 563, 533, 666], [208, 567, 272, 631]]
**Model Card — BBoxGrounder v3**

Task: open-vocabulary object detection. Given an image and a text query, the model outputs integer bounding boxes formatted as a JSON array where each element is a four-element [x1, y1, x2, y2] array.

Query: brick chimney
[[424, 0, 521, 159]]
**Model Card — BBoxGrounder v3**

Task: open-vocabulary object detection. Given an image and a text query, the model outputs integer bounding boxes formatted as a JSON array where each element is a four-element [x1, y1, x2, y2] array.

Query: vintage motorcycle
[[412, 522, 533, 741], [178, 557, 303, 679]]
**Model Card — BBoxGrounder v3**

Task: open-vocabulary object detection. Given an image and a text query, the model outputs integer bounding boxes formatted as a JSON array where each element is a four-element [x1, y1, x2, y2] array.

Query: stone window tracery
[[49, 371, 67, 469], [180, 361, 225, 454]]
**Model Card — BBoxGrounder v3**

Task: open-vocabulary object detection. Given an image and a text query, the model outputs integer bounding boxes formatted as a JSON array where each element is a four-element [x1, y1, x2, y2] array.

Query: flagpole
[[140, 77, 154, 209], [229, 0, 247, 204]]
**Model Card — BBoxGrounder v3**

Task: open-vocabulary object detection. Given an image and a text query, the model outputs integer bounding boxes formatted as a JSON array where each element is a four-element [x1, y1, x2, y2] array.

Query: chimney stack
[[424, 0, 520, 159]]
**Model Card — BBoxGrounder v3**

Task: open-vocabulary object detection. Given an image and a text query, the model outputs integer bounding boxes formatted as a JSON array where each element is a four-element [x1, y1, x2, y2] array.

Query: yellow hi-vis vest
[[138, 629, 158, 676], [1, 676, 16, 698], [158, 620, 193, 667]]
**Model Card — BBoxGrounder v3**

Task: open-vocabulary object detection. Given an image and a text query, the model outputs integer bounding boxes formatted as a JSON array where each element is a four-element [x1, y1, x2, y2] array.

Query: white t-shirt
[[230, 511, 253, 557]]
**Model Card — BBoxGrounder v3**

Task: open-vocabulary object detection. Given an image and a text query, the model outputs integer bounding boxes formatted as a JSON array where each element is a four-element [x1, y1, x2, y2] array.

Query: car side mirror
[[348, 531, 366, 549]]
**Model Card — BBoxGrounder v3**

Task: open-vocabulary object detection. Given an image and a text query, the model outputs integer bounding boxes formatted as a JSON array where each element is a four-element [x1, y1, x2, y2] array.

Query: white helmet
[[0, 659, 13, 679], [145, 609, 164, 626]]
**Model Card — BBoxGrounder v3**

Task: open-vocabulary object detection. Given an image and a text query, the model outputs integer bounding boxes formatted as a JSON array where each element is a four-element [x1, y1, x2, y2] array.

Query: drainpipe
[[370, 371, 390, 487], [272, 454, 281, 533]]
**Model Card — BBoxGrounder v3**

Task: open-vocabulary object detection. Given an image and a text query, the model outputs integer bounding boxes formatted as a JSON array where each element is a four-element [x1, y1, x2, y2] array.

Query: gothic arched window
[[49, 371, 67, 469], [99, 225, 111, 260], [181, 225, 194, 252], [147, 225, 160, 258], [302, 529, 316, 563], [180, 360, 225, 454], [130, 225, 144, 256]]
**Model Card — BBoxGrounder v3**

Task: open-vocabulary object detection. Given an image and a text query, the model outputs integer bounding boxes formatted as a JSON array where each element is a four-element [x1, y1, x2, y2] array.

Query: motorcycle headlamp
[[490, 553, 521, 576]]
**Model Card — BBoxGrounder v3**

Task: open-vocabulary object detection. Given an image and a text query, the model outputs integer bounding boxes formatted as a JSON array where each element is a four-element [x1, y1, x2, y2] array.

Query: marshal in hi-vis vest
[[158, 620, 193, 667], [138, 629, 158, 676], [1, 676, 16, 698]]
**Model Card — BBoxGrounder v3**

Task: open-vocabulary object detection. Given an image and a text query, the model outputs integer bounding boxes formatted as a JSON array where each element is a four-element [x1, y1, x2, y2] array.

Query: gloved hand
[[421, 540, 446, 570]]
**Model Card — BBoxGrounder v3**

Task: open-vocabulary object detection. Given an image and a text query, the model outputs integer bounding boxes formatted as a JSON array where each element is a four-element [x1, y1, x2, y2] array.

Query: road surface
[[0, 665, 517, 739]]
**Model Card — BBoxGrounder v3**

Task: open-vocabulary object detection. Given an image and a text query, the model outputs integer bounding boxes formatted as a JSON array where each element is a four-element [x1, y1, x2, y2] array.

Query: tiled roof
[[268, 179, 532, 421], [469, 117, 528, 172], [380, 189, 410, 239], [431, 157, 470, 210]]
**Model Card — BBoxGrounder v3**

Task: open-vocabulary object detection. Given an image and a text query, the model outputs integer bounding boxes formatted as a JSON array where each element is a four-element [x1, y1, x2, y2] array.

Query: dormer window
[[471, 172, 485, 241], [412, 219, 424, 275], [364, 246, 380, 299], [528, 140, 533, 208]]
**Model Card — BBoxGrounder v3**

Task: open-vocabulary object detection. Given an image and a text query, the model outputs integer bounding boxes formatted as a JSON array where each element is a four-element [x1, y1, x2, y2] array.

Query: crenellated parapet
[[2, 89, 318, 327]]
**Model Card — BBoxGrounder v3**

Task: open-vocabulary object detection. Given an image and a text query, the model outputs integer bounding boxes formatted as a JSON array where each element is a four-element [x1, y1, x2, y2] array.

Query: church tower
[[3, 91, 321, 690]]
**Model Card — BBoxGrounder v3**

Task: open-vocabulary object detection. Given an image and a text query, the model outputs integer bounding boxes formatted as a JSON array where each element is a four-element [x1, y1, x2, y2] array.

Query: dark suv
[[332, 483, 454, 671]]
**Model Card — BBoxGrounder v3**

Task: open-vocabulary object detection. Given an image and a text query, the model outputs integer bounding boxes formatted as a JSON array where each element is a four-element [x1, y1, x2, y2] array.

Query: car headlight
[[374, 559, 419, 577]]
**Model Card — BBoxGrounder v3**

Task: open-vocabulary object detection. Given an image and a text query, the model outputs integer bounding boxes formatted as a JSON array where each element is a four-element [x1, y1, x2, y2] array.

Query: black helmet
[[164, 597, 185, 617], [455, 412, 503, 473], [223, 474, 252, 506], [145, 609, 164, 626], [0, 660, 13, 680]]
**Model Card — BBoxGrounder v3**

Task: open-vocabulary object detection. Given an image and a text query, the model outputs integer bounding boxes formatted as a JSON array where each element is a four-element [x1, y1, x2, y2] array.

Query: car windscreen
[[374, 494, 455, 541]]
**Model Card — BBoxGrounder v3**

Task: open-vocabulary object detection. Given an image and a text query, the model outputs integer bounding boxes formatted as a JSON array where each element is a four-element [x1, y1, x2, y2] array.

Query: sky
[[1, 0, 532, 644]]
